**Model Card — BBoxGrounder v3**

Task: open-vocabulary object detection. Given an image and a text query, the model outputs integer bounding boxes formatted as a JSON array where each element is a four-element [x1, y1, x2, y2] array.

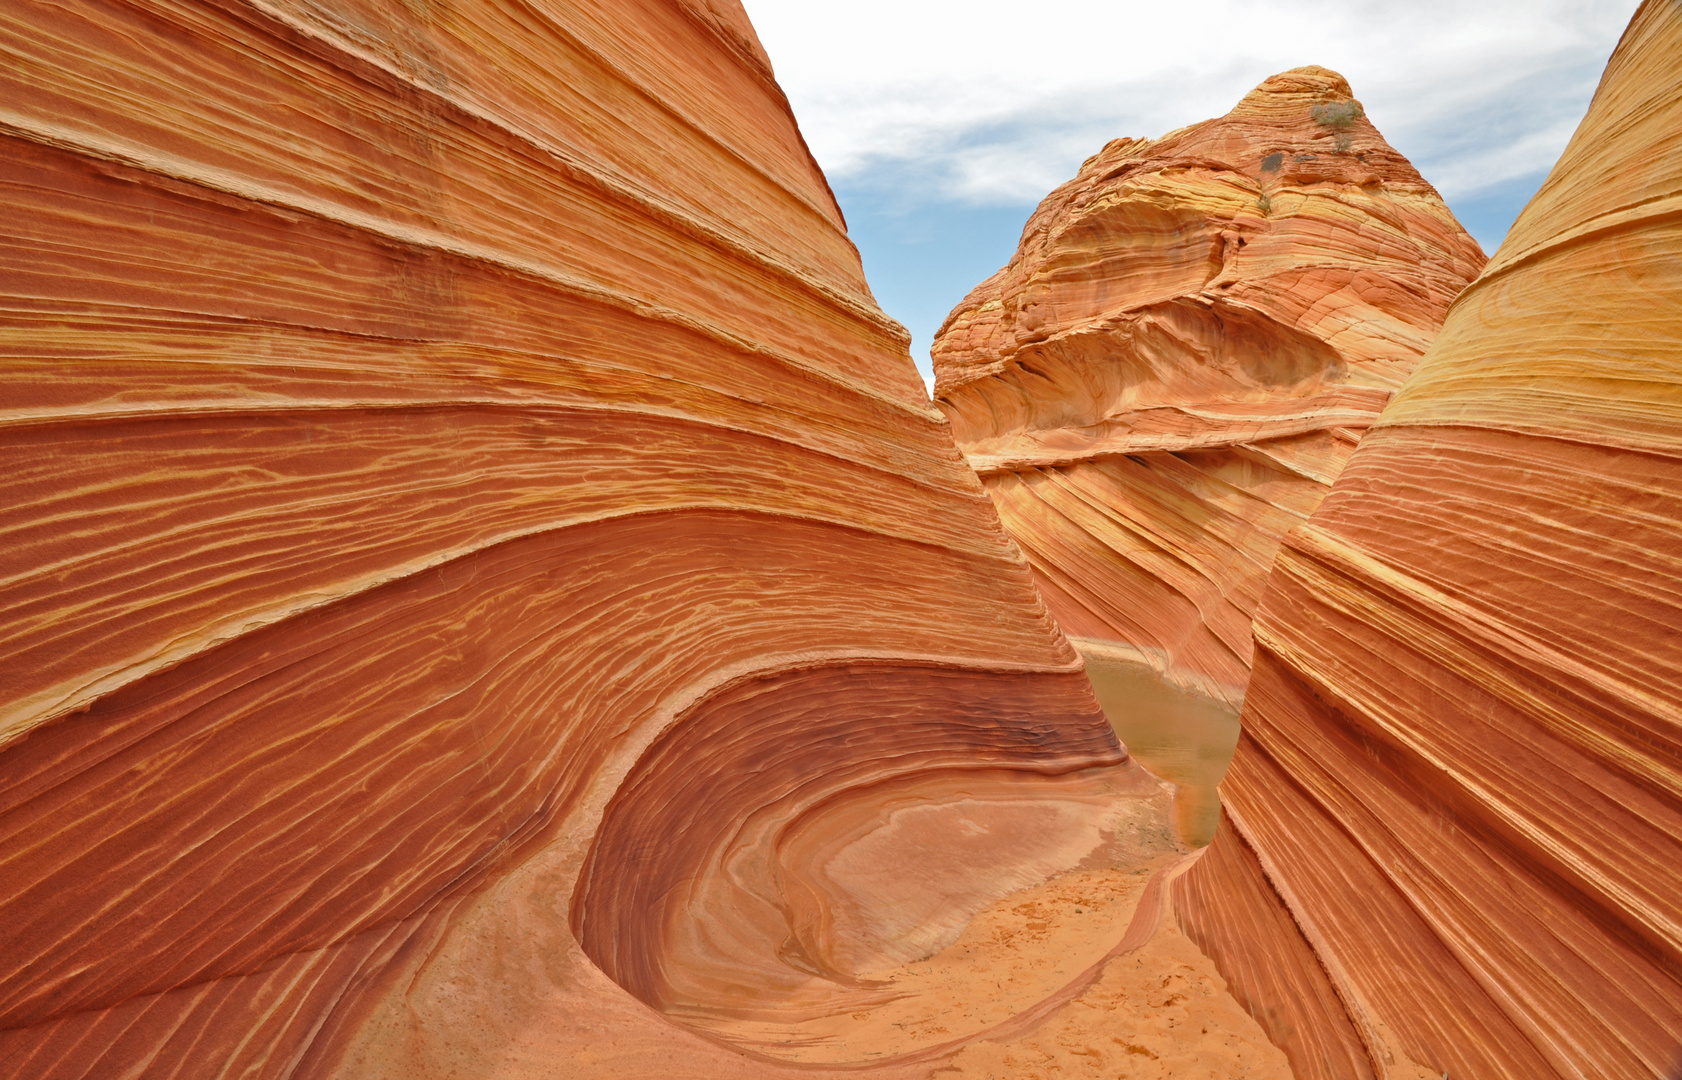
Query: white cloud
[[742, 0, 1638, 203]]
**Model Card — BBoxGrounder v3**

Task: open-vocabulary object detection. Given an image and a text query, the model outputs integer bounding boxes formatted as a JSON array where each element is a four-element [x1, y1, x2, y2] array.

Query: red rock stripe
[[0, 509, 1074, 1030], [0, 0, 893, 341], [0, 402, 1013, 738], [1172, 813, 1376, 1080]]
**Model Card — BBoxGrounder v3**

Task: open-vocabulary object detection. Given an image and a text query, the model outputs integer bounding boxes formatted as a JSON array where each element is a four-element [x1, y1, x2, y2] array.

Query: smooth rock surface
[[1175, 4, 1682, 1077], [932, 67, 1485, 704], [0, 0, 1284, 1077]]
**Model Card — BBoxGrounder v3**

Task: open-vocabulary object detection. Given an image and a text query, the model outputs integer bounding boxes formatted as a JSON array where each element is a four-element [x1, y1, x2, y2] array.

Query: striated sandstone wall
[[0, 0, 1199, 1076], [1175, 3, 1682, 1077], [932, 68, 1485, 704]]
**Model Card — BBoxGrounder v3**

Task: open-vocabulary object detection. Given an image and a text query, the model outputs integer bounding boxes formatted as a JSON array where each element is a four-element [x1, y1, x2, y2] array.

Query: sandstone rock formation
[[932, 68, 1486, 704], [1174, 3, 1682, 1076], [0, 0, 1295, 1077]]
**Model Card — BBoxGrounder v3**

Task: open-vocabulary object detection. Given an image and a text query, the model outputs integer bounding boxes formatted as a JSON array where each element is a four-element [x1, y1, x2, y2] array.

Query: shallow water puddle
[[1079, 651, 1242, 847]]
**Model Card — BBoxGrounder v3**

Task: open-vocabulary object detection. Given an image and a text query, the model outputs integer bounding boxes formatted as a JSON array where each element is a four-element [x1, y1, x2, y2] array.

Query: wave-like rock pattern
[[578, 661, 1119, 1013], [931, 68, 1485, 702], [1175, 4, 1682, 1077], [0, 1, 1174, 1075]]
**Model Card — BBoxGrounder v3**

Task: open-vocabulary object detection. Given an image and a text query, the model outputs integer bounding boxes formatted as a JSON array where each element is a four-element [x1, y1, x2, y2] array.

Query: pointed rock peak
[[1232, 66, 1360, 120]]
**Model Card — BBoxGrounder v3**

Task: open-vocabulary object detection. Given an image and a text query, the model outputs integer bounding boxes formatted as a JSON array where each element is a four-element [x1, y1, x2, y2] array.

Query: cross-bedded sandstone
[[932, 67, 1486, 705]]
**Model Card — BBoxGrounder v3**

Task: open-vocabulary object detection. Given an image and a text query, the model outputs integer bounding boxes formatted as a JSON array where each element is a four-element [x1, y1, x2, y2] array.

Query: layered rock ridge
[[1175, 4, 1682, 1077], [0, 0, 1209, 1075], [931, 67, 1485, 704]]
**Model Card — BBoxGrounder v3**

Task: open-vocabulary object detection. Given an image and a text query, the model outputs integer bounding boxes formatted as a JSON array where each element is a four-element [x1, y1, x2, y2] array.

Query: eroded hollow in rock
[[572, 661, 1184, 1064]]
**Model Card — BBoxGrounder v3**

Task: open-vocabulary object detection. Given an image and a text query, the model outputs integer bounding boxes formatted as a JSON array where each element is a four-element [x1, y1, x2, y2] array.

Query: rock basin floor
[[323, 660, 1287, 1079], [658, 670, 1282, 1078]]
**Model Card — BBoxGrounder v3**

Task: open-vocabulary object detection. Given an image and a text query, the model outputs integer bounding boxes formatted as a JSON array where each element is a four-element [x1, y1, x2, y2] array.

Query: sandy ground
[[935, 904, 1294, 1079], [684, 848, 1293, 1078]]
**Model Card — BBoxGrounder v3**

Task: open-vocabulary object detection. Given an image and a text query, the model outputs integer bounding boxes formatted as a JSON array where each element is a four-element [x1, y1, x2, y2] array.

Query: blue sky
[[741, 0, 1639, 385]]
